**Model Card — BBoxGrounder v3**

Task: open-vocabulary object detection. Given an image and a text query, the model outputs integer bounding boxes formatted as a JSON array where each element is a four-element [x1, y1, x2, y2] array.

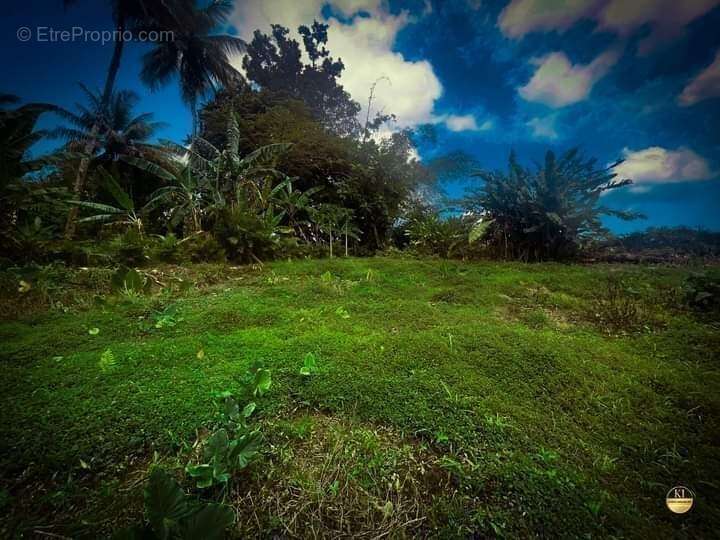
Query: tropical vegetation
[[1, 1, 719, 538]]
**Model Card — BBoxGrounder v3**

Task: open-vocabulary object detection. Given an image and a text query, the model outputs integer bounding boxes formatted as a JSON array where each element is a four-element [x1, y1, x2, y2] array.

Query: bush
[[150, 233, 183, 263], [213, 208, 280, 264], [683, 272, 720, 313], [110, 230, 148, 266], [402, 210, 482, 259], [181, 232, 226, 263], [591, 276, 644, 333]]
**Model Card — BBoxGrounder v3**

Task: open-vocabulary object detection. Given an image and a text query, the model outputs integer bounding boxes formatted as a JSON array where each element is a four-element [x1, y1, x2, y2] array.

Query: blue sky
[[2, 0, 720, 232]]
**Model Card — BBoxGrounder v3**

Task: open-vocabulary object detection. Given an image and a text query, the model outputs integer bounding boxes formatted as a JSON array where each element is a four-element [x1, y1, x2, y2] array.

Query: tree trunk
[[64, 17, 126, 239], [329, 229, 333, 258]]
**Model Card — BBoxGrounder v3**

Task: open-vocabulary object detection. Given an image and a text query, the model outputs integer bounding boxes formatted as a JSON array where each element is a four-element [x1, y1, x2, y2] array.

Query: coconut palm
[[51, 84, 165, 162], [139, 0, 245, 135], [61, 0, 186, 238]]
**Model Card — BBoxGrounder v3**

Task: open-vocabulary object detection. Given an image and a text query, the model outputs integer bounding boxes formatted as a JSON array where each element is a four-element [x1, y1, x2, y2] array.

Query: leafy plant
[[99, 349, 117, 372], [187, 369, 269, 489], [252, 368, 272, 397], [300, 352, 318, 376], [114, 468, 234, 540], [185, 428, 262, 489], [463, 149, 643, 261], [683, 272, 720, 313], [153, 306, 183, 329], [111, 266, 151, 295], [70, 166, 145, 234]]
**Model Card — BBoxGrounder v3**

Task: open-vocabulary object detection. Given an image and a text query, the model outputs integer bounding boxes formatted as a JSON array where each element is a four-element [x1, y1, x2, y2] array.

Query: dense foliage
[[0, 3, 681, 268], [463, 149, 642, 261]]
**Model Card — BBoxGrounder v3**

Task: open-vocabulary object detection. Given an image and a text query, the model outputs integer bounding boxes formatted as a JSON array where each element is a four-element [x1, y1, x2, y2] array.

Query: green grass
[[1, 256, 718, 538]]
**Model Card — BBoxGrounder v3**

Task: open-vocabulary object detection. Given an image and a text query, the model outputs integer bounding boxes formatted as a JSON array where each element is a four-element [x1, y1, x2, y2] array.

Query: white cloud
[[443, 114, 493, 132], [519, 50, 619, 107], [527, 115, 558, 139], [499, 0, 720, 54], [500, 0, 599, 38], [678, 51, 720, 106], [228, 1, 443, 128], [614, 147, 714, 186]]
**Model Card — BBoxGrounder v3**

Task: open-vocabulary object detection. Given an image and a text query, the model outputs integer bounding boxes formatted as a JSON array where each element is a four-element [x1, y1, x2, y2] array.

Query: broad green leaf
[[179, 504, 234, 540], [242, 402, 256, 418], [223, 397, 239, 420], [145, 469, 190, 540], [97, 165, 134, 212], [252, 369, 271, 397], [469, 219, 493, 243], [204, 429, 229, 461], [229, 430, 262, 469]]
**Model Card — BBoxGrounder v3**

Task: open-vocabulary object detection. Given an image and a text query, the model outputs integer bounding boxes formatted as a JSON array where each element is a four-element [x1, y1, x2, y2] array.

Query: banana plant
[[69, 166, 144, 235], [125, 155, 213, 234]]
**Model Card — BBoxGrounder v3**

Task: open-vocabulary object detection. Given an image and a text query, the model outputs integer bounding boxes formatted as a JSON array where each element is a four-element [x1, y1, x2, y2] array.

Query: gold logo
[[666, 486, 694, 514]]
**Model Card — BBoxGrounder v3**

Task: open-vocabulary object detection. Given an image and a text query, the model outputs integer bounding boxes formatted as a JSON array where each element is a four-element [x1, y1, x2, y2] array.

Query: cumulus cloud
[[499, 0, 719, 54], [678, 51, 720, 106], [442, 114, 493, 132], [519, 50, 619, 107], [228, 0, 443, 128], [527, 115, 558, 139], [614, 147, 714, 187]]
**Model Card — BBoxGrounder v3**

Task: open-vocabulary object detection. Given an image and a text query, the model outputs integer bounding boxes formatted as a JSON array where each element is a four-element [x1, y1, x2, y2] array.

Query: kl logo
[[666, 486, 694, 514]]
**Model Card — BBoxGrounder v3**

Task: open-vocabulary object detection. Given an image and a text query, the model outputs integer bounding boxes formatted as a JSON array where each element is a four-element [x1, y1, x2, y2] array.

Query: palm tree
[[0, 95, 59, 237], [61, 0, 183, 238], [0, 95, 56, 188], [52, 84, 165, 162], [140, 0, 245, 135]]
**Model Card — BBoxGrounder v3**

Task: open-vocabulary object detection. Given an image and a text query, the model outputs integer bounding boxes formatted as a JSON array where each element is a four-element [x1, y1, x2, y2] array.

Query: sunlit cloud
[[228, 0, 443, 128], [519, 49, 619, 107], [614, 147, 714, 188], [499, 0, 720, 54], [678, 51, 720, 106], [442, 114, 493, 132]]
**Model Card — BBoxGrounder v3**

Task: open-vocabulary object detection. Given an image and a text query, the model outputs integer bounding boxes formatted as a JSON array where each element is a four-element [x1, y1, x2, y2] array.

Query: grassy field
[[1, 256, 718, 538]]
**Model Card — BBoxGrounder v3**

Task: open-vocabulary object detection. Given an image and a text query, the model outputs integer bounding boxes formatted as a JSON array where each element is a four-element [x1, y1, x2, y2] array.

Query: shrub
[[213, 208, 280, 264], [180, 232, 226, 263], [591, 276, 644, 333], [683, 272, 720, 313], [150, 233, 182, 263], [110, 230, 147, 266]]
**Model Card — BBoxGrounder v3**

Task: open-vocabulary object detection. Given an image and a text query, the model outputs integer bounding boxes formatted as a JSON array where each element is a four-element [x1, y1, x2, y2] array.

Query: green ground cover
[[1, 257, 718, 538]]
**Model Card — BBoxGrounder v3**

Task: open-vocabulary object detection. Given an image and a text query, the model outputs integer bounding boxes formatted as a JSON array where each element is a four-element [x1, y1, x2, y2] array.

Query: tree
[[0, 96, 55, 189], [52, 85, 165, 163], [140, 0, 245, 135], [0, 96, 64, 251], [126, 156, 208, 234], [61, 0, 183, 239], [463, 149, 643, 261], [242, 22, 361, 137]]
